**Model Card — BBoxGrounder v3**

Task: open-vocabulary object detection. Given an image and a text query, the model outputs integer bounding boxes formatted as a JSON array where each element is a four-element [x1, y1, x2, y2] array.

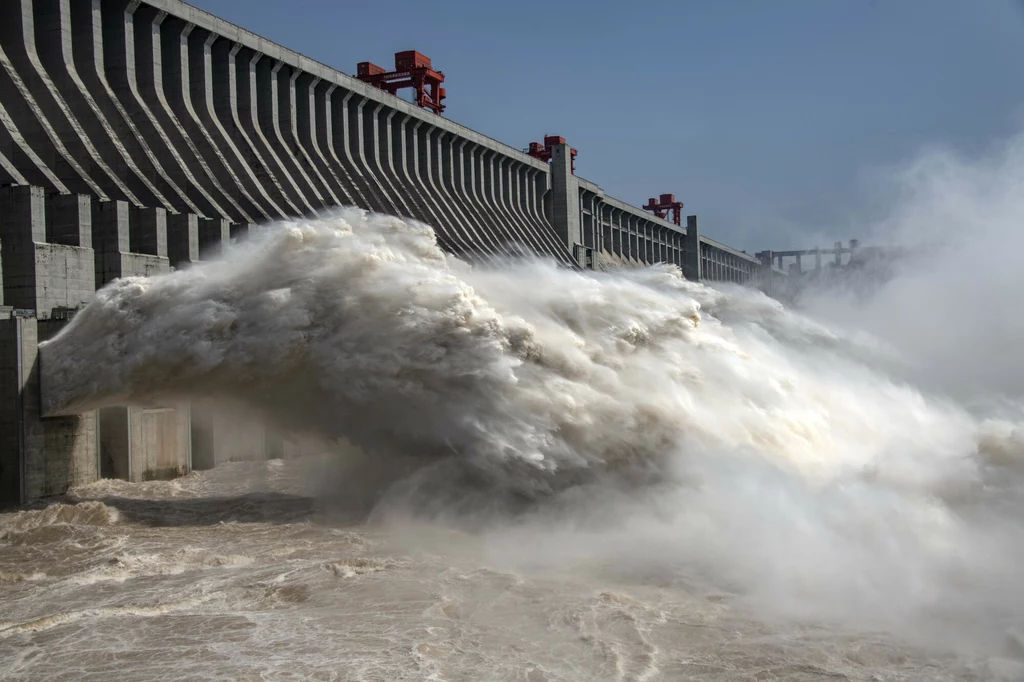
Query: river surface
[[1, 459, 1015, 682]]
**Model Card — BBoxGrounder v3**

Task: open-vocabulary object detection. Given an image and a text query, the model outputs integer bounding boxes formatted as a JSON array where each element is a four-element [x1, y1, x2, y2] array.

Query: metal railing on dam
[[0, 0, 787, 507]]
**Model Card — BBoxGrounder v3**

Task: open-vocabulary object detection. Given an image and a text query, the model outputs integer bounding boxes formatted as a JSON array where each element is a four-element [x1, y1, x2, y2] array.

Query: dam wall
[[0, 0, 786, 506]]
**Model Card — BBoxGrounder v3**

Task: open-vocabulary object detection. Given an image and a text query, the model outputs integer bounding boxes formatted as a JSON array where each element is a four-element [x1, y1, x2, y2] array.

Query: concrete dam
[[0, 0, 786, 507]]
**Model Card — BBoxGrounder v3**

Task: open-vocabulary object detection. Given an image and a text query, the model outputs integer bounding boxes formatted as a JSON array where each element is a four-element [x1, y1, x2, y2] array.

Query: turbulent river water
[[5, 138, 1024, 681], [2, 458, 1017, 682]]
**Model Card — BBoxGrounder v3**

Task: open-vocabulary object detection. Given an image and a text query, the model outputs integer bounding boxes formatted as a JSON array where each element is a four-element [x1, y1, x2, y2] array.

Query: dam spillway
[[0, 0, 785, 507]]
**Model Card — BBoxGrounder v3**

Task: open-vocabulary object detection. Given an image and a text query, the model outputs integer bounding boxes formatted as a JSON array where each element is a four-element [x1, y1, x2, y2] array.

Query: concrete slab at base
[[99, 403, 191, 483]]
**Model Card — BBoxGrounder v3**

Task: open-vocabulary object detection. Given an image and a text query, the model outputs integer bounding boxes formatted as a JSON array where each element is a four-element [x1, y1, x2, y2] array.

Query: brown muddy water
[[0, 459, 1012, 682]]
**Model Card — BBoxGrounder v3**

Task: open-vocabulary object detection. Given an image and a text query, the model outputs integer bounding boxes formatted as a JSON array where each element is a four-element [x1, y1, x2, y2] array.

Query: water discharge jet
[[29, 202, 1024, 661]]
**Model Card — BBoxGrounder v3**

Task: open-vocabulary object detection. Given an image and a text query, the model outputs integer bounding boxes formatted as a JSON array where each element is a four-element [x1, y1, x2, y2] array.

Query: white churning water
[[6, 136, 1024, 680]]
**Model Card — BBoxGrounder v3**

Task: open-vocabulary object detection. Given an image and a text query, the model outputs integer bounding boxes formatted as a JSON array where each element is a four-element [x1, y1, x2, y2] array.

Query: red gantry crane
[[643, 193, 684, 226], [526, 135, 578, 174], [356, 51, 447, 115]]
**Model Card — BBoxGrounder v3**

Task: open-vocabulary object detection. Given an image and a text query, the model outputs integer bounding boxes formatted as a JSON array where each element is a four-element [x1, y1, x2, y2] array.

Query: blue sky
[[194, 0, 1024, 252]]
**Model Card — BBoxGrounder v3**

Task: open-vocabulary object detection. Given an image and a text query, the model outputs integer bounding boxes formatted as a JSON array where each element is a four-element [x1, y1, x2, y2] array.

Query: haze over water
[[3, 135, 1024, 681]]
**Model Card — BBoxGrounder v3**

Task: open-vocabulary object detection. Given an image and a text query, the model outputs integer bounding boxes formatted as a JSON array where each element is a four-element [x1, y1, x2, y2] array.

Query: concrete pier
[[0, 0, 783, 507], [0, 185, 99, 505]]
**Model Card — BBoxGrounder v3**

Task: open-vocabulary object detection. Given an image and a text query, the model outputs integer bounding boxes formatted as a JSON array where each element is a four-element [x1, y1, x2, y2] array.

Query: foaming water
[[14, 142, 1024, 678], [42, 210, 1006, 495]]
